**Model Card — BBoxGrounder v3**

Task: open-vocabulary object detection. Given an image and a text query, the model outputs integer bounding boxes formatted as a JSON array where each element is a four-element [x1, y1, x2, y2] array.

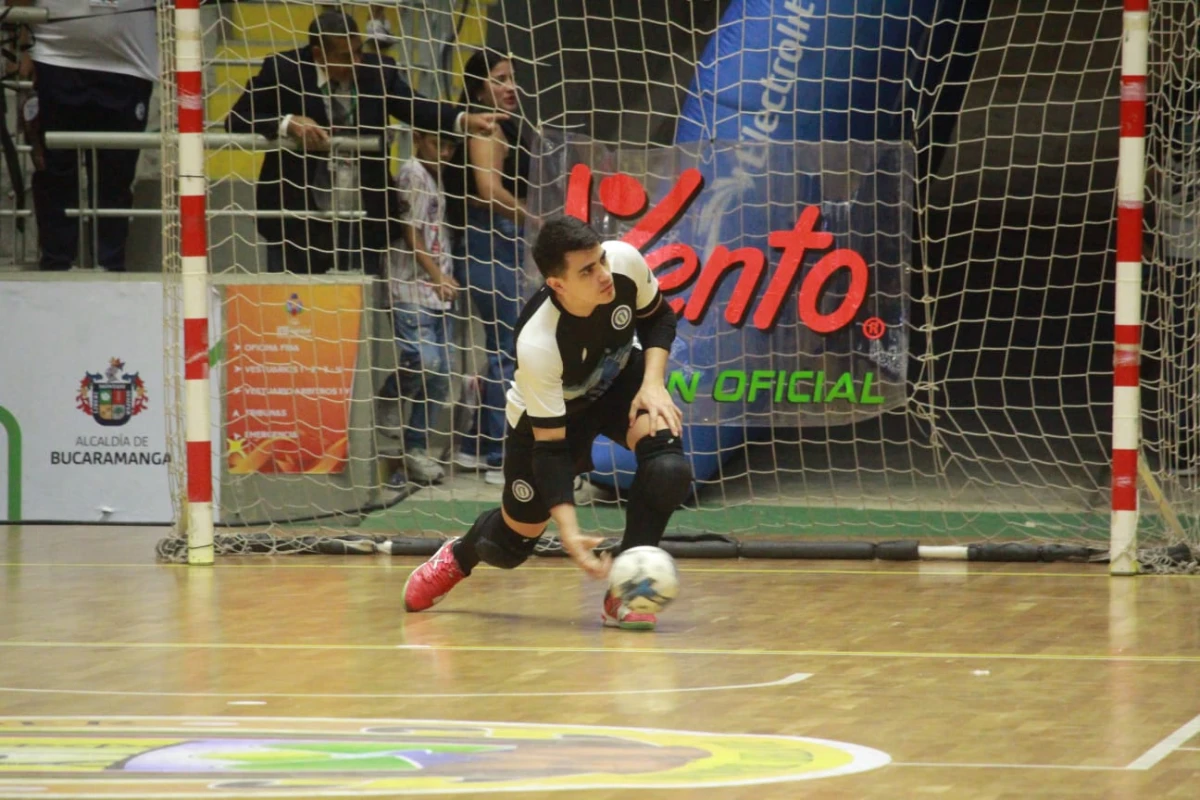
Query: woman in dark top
[[445, 49, 536, 479]]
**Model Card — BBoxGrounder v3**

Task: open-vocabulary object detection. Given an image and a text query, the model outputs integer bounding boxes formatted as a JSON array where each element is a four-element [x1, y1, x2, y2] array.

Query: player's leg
[[593, 353, 693, 554], [454, 423, 551, 569], [403, 424, 549, 612], [593, 356, 693, 629], [452, 508, 547, 573], [621, 415, 692, 552], [592, 415, 691, 630]]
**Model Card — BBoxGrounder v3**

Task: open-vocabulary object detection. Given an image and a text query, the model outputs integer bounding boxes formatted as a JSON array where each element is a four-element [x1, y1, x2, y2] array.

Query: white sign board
[[0, 281, 173, 522]]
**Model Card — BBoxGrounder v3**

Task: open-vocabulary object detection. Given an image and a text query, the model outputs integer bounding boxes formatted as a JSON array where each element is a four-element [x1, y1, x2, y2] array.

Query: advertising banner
[[528, 138, 913, 427], [223, 284, 363, 475], [525, 0, 988, 487], [0, 281, 173, 522]]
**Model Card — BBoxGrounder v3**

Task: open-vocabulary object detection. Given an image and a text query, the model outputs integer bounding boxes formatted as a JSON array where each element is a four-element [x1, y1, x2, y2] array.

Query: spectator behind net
[[442, 48, 536, 481], [224, 11, 504, 275]]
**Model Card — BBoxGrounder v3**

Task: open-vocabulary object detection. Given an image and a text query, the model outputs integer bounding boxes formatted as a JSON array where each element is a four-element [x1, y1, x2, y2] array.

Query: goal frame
[[1110, 0, 1148, 576], [174, 0, 214, 565], [165, 0, 1168, 572]]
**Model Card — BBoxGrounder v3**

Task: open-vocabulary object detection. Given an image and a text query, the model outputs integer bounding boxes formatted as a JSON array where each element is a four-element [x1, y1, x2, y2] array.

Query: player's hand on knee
[[560, 528, 611, 579], [629, 383, 683, 438]]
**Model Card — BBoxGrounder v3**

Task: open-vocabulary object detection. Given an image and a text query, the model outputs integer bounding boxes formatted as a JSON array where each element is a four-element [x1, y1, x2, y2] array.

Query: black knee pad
[[632, 430, 693, 512], [473, 508, 540, 570]]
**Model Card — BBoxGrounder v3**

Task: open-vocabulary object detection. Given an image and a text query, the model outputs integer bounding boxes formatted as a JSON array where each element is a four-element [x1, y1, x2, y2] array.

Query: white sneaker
[[405, 449, 445, 485], [484, 468, 505, 486], [454, 451, 485, 470]]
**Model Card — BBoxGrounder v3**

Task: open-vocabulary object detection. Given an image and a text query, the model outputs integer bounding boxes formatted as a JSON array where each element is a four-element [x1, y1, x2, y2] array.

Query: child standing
[[381, 129, 460, 484]]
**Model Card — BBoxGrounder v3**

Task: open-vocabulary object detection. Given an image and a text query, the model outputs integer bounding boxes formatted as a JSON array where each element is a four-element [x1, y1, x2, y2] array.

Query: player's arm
[[614, 242, 682, 435], [530, 426, 608, 578], [640, 346, 672, 396], [517, 342, 609, 578], [632, 257, 678, 357]]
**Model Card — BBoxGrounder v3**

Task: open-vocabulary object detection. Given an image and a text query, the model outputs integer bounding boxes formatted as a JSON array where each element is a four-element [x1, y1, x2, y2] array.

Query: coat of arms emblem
[[77, 358, 149, 426]]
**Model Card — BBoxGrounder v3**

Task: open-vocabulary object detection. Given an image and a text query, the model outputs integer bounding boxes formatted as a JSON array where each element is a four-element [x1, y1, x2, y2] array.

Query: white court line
[[1127, 712, 1200, 770], [893, 762, 1127, 772], [0, 672, 809, 701], [898, 714, 1200, 773]]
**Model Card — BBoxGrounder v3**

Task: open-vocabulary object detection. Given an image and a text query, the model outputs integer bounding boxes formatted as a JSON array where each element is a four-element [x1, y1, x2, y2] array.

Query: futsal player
[[402, 216, 692, 630]]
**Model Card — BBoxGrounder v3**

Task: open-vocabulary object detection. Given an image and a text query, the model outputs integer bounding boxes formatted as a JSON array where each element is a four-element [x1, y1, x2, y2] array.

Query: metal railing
[[0, 8, 49, 24], [0, 0, 451, 269], [0, 132, 384, 270], [44, 131, 383, 153]]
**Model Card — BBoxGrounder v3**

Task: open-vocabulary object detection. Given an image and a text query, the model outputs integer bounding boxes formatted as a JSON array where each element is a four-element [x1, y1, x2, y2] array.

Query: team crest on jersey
[[511, 479, 535, 502], [611, 305, 632, 330]]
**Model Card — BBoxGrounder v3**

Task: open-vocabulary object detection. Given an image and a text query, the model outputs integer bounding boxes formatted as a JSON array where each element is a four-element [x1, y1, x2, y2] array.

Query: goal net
[[157, 0, 1199, 572]]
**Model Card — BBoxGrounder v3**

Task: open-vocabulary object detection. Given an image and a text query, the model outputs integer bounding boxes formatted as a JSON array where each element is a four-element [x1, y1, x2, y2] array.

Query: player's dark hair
[[309, 11, 358, 52], [532, 216, 603, 279], [459, 48, 510, 106]]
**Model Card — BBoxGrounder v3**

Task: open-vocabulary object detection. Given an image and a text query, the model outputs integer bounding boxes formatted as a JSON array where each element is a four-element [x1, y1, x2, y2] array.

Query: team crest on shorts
[[611, 305, 632, 329], [511, 479, 535, 502]]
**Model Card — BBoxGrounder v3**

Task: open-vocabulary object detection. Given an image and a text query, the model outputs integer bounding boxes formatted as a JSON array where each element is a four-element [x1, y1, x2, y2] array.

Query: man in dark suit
[[225, 11, 502, 274]]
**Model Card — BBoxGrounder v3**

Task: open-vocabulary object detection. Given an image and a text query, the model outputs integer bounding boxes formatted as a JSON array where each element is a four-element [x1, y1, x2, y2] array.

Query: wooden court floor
[[1, 526, 1198, 799]]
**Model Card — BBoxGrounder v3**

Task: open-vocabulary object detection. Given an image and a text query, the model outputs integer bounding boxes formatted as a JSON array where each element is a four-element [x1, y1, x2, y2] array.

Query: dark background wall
[[487, 0, 728, 145]]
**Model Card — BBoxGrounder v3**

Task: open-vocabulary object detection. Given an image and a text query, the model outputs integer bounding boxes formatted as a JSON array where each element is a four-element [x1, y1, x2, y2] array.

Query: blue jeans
[[381, 303, 452, 453], [462, 207, 523, 462]]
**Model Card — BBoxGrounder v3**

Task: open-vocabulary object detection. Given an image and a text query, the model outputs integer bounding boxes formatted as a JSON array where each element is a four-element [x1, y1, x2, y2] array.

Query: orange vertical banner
[[224, 284, 363, 474]]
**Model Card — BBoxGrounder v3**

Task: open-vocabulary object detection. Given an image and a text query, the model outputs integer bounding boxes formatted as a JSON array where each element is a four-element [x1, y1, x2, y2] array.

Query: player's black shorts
[[501, 350, 645, 524]]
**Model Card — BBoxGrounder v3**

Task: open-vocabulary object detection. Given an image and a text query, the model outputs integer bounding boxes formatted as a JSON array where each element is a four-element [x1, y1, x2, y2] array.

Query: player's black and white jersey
[[506, 240, 662, 429]]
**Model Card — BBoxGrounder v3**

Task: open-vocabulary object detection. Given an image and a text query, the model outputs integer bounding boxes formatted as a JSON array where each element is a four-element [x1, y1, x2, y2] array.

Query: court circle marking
[[0, 715, 892, 796]]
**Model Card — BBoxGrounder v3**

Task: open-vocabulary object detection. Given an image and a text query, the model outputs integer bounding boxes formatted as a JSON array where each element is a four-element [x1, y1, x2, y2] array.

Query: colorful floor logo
[[0, 716, 890, 796]]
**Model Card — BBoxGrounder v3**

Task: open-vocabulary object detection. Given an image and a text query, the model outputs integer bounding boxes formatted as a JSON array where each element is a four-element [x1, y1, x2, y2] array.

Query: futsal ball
[[608, 546, 679, 613]]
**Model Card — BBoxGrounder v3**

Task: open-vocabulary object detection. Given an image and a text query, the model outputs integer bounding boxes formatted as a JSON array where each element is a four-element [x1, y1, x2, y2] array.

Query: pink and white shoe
[[403, 539, 466, 612], [602, 593, 657, 631]]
